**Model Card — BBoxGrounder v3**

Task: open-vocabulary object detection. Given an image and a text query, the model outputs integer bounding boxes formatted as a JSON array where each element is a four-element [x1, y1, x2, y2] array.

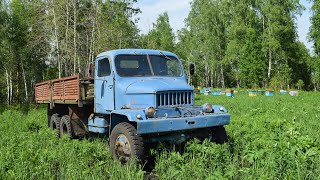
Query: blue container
[[88, 117, 109, 134], [200, 89, 205, 94], [204, 88, 212, 93], [212, 91, 221, 96], [226, 90, 234, 97], [265, 90, 274, 97], [280, 90, 287, 94], [249, 91, 257, 97]]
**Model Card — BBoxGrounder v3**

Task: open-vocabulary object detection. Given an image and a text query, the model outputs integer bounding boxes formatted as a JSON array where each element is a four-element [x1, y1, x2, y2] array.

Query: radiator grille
[[156, 91, 193, 107]]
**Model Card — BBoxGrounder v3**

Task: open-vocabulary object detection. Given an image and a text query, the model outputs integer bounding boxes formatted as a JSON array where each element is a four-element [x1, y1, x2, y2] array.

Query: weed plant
[[0, 92, 319, 179]]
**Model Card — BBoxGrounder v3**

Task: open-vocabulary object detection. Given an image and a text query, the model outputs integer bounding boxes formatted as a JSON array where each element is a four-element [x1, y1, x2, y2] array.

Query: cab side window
[[98, 58, 111, 77]]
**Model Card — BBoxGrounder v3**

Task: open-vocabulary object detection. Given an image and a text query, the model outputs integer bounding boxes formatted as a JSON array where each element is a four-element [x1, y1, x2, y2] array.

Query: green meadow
[[1, 92, 319, 179]]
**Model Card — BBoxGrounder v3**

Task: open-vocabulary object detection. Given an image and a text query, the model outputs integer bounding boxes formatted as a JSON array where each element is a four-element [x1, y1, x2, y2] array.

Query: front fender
[[111, 109, 146, 122]]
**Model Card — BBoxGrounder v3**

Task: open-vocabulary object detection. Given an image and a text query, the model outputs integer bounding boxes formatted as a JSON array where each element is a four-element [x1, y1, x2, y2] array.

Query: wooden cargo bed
[[35, 74, 94, 107]]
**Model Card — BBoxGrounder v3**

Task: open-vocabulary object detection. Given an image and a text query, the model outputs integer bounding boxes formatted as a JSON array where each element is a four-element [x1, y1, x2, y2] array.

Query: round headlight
[[136, 114, 142, 119], [145, 106, 155, 118], [202, 103, 213, 113]]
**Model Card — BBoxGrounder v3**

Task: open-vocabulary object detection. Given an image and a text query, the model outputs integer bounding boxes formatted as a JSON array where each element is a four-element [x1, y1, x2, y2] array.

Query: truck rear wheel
[[211, 126, 227, 144], [110, 122, 145, 163], [50, 113, 61, 137], [59, 115, 74, 138]]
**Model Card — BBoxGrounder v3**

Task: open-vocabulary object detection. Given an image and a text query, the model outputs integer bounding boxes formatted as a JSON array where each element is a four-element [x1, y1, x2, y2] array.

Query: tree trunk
[[236, 77, 240, 89], [21, 62, 28, 102], [65, 3, 69, 76], [119, 30, 122, 49], [214, 68, 217, 88], [267, 49, 272, 83], [15, 58, 21, 104], [77, 56, 81, 74], [205, 63, 209, 87], [10, 71, 13, 105], [210, 70, 213, 87], [73, 0, 77, 75], [267, 16, 272, 86], [89, 8, 96, 64], [220, 65, 225, 88], [6, 69, 10, 105], [52, 5, 61, 78]]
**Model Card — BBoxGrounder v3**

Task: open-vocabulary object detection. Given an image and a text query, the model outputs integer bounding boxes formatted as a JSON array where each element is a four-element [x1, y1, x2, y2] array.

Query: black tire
[[59, 115, 74, 138], [110, 122, 145, 163], [47, 114, 52, 128], [211, 126, 227, 144], [50, 113, 61, 137]]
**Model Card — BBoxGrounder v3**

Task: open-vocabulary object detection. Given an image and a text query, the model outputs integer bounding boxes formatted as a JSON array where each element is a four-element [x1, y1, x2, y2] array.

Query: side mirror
[[189, 63, 195, 76]]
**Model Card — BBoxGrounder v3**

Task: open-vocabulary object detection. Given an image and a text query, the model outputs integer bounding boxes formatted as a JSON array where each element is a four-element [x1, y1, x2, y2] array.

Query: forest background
[[1, 0, 320, 105]]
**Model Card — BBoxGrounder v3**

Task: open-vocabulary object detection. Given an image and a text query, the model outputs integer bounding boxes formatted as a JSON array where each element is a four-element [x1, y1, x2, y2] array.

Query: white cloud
[[135, 0, 192, 35]]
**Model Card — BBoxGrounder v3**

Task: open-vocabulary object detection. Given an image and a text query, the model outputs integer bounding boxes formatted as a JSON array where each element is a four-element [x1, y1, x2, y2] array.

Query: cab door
[[95, 57, 114, 113]]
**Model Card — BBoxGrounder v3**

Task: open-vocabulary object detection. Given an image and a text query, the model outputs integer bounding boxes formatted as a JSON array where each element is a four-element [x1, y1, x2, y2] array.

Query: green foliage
[[296, 79, 304, 90], [270, 75, 283, 91], [0, 106, 144, 179], [140, 12, 175, 52], [309, 57, 320, 90], [309, 0, 320, 90], [0, 0, 141, 104], [310, 0, 320, 56], [1, 94, 320, 179], [175, 0, 311, 89]]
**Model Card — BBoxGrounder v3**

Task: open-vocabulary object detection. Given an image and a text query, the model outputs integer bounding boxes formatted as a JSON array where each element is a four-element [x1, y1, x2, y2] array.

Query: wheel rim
[[115, 134, 131, 162]]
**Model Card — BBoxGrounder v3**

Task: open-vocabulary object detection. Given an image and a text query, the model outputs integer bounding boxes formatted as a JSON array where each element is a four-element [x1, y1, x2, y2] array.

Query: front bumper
[[137, 113, 230, 134]]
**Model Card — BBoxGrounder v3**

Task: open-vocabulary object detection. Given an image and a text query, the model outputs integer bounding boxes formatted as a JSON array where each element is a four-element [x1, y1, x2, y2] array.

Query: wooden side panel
[[35, 75, 94, 106], [35, 81, 51, 101], [52, 75, 80, 101], [35, 75, 81, 104]]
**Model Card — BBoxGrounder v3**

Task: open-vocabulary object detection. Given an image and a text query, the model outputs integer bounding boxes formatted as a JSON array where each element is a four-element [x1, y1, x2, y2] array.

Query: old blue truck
[[35, 49, 230, 162]]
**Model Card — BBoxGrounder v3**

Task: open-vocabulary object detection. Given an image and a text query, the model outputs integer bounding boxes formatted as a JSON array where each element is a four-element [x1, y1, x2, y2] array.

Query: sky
[[135, 0, 313, 52]]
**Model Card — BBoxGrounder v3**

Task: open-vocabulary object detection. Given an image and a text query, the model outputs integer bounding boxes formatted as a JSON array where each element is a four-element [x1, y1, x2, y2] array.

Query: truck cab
[[91, 49, 230, 161], [35, 49, 230, 162]]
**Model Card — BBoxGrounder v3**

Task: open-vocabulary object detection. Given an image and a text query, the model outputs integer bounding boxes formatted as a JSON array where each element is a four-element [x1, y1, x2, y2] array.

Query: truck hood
[[125, 78, 193, 94]]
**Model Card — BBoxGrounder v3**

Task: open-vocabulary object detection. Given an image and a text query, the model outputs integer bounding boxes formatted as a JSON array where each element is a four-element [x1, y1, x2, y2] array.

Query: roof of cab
[[96, 49, 178, 58]]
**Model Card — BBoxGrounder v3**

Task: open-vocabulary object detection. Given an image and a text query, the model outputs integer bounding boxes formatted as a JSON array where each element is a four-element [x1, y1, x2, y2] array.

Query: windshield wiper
[[159, 51, 173, 61]]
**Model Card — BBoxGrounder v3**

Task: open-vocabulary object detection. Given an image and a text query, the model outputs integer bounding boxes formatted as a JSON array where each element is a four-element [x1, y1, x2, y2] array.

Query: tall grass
[[0, 107, 144, 179], [0, 92, 319, 179]]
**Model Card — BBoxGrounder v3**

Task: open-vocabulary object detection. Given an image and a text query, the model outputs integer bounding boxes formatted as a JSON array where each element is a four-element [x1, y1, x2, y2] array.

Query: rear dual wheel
[[49, 114, 74, 138], [59, 115, 74, 138], [50, 113, 61, 137]]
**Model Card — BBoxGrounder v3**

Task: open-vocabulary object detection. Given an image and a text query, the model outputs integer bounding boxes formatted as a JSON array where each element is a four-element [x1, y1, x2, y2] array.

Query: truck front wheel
[[110, 122, 145, 163], [211, 126, 227, 144]]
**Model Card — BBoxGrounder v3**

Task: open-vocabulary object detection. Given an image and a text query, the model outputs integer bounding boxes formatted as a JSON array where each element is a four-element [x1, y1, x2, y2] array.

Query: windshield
[[115, 54, 182, 77]]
